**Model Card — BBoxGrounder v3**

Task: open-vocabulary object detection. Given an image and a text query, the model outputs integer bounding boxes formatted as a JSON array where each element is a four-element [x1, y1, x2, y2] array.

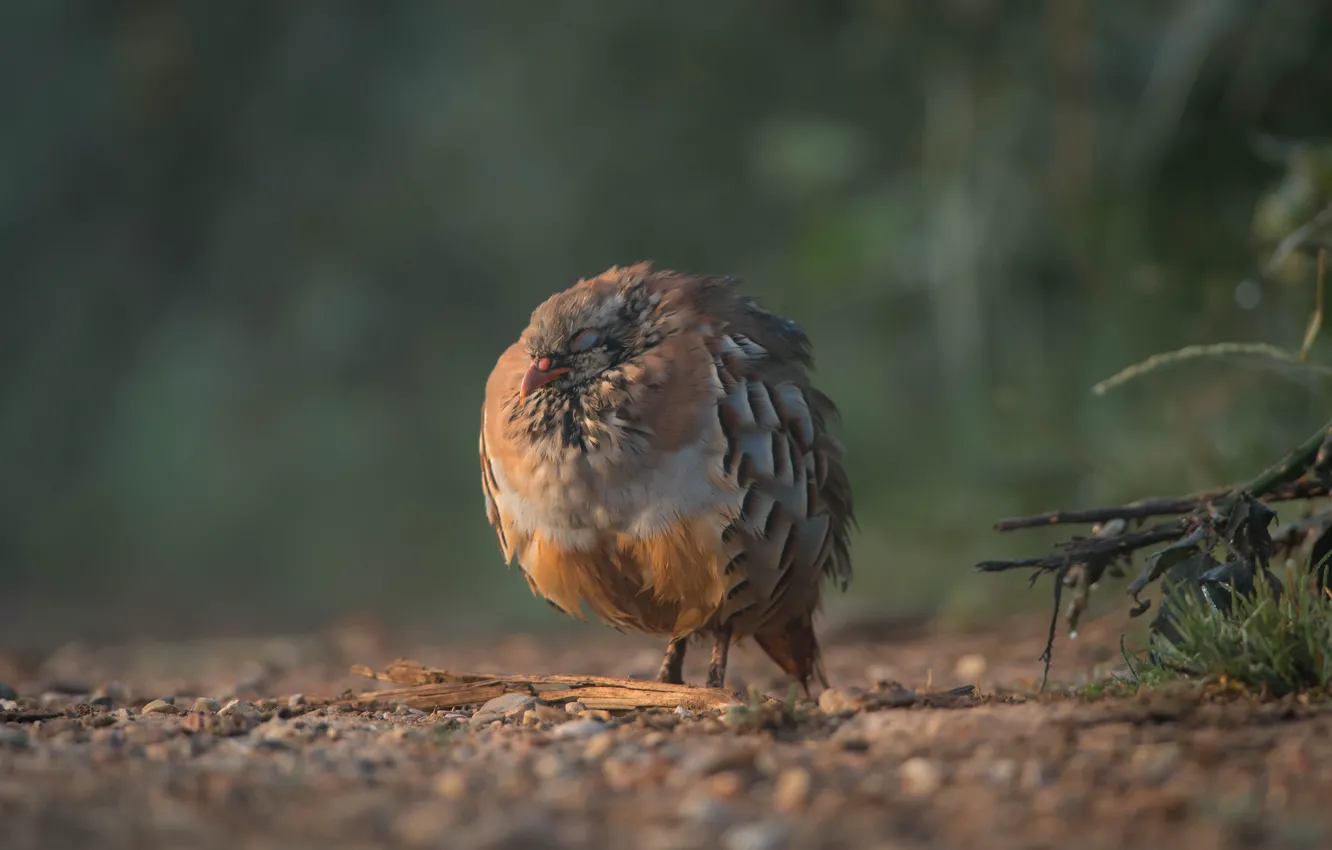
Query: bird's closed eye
[[570, 328, 600, 352]]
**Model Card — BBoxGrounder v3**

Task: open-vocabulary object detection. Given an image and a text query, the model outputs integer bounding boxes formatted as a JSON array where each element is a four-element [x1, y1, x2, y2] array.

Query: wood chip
[[347, 658, 744, 712]]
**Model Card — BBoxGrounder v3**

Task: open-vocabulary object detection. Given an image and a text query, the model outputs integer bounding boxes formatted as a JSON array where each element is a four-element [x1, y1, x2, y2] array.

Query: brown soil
[[1, 611, 1328, 850]]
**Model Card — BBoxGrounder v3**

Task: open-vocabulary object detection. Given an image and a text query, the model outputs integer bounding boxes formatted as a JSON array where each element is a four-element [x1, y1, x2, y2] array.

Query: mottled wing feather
[[730, 294, 853, 590], [704, 309, 853, 635]]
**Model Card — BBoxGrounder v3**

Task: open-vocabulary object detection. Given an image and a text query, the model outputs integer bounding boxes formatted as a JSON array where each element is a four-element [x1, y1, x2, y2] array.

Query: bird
[[478, 262, 853, 692]]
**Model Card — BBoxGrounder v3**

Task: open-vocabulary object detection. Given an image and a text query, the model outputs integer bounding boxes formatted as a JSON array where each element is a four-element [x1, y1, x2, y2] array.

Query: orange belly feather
[[520, 515, 727, 637]]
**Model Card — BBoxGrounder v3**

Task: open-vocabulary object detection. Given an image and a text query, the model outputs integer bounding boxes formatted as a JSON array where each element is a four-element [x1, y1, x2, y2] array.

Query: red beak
[[520, 356, 572, 401]]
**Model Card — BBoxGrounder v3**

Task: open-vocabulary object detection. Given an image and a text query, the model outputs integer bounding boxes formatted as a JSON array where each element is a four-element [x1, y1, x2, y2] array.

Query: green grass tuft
[[1147, 567, 1332, 696]]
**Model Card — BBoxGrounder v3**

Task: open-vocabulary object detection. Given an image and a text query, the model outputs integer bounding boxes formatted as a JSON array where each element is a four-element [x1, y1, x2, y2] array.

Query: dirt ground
[[2, 610, 1330, 850]]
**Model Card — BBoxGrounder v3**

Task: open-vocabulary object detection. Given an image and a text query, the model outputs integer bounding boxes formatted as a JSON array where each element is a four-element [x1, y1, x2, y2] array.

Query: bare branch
[[977, 520, 1187, 574], [994, 475, 1331, 533]]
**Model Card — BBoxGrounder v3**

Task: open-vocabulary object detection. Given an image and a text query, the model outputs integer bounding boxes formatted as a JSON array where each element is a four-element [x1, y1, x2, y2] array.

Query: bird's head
[[518, 265, 663, 403]]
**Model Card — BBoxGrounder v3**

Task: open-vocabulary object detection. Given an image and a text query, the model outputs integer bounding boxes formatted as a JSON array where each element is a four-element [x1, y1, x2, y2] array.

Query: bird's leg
[[658, 637, 687, 684], [706, 625, 732, 689]]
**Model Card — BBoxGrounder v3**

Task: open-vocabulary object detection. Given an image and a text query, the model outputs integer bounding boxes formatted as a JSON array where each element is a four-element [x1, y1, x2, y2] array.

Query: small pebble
[[674, 706, 693, 718], [553, 719, 606, 740], [0, 727, 30, 749], [723, 821, 791, 850], [179, 713, 207, 734], [722, 703, 760, 727], [565, 701, 587, 714], [773, 768, 812, 812], [817, 687, 865, 716], [141, 699, 182, 716], [194, 697, 221, 714], [480, 693, 538, 718], [1020, 758, 1050, 790], [39, 693, 70, 710], [682, 746, 757, 777], [987, 758, 1018, 786], [708, 771, 747, 798], [0, 699, 17, 712], [219, 699, 260, 720], [287, 694, 307, 708], [679, 795, 736, 828], [91, 682, 131, 705], [533, 703, 567, 724], [900, 757, 944, 797], [582, 732, 614, 759], [533, 752, 575, 779], [954, 653, 988, 680], [434, 770, 468, 798], [469, 711, 503, 728], [521, 710, 540, 727]]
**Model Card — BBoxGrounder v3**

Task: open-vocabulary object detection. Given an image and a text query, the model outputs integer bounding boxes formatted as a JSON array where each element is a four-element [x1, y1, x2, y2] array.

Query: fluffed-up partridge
[[479, 263, 853, 691]]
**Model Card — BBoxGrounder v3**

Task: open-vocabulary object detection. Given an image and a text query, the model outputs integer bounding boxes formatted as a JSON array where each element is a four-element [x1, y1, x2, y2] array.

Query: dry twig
[[1091, 342, 1308, 396], [992, 479, 1331, 533], [347, 659, 743, 712]]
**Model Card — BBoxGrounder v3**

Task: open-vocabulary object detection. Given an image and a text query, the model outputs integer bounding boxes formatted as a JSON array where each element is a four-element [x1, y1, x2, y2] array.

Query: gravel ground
[[2, 613, 1330, 850]]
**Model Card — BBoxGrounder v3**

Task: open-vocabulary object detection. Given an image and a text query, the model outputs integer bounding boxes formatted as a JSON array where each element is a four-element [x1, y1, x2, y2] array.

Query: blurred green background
[[4, 1, 1332, 648]]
